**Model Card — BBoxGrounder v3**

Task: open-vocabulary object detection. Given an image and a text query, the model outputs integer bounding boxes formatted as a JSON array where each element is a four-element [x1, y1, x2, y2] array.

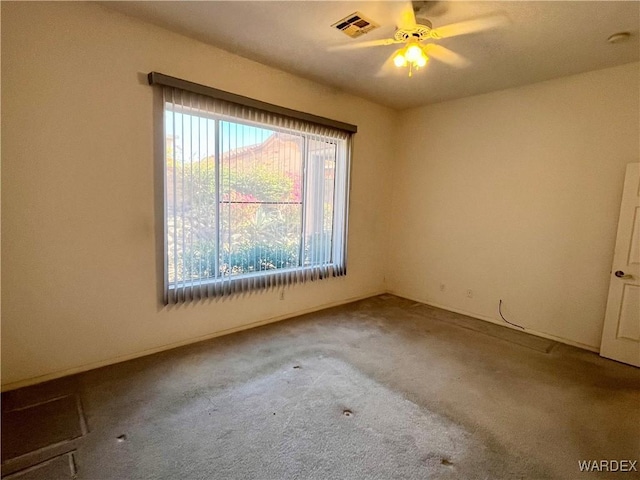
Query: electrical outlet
[[466, 289, 473, 298], [279, 289, 285, 301], [439, 283, 446, 292]]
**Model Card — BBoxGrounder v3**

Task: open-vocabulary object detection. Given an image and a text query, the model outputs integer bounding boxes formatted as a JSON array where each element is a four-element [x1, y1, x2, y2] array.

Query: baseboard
[[2, 288, 600, 391], [385, 290, 600, 353], [1, 290, 385, 392]]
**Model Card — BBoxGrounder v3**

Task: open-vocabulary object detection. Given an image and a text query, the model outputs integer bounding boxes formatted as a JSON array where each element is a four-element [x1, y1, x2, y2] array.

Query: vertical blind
[[162, 86, 352, 303]]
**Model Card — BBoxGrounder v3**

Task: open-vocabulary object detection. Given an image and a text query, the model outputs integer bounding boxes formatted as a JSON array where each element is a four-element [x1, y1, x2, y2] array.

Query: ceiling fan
[[330, 2, 507, 77]]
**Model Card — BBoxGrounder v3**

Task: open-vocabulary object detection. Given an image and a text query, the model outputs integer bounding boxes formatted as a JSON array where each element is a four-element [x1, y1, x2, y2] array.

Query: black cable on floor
[[499, 299, 525, 330]]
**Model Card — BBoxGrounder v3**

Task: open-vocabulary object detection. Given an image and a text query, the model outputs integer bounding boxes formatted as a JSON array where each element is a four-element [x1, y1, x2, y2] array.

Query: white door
[[600, 163, 640, 367]]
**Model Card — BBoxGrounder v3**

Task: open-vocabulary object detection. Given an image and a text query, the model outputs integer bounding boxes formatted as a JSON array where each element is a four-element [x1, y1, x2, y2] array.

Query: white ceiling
[[105, 1, 640, 110]]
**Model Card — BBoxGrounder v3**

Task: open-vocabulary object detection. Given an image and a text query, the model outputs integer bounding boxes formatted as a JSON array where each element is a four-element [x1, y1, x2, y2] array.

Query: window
[[161, 85, 352, 303]]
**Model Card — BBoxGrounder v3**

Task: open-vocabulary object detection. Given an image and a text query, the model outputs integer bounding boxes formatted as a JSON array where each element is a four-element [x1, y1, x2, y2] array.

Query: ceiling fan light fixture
[[393, 51, 408, 67], [405, 43, 423, 62], [393, 42, 428, 76]]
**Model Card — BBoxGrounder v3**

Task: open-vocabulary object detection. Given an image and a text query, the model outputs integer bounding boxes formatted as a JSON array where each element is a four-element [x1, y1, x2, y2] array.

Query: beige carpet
[[2, 295, 638, 479]]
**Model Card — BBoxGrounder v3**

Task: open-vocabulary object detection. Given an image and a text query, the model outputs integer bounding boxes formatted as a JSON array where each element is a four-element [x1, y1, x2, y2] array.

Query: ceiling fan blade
[[397, 1, 417, 30], [423, 44, 470, 68], [328, 38, 403, 51], [430, 15, 508, 39]]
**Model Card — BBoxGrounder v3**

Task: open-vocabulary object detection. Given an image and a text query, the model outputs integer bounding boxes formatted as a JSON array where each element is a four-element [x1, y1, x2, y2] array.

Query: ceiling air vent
[[331, 12, 380, 38]]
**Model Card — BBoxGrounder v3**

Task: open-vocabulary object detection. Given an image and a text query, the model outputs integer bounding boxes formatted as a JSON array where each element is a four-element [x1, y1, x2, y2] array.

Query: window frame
[[153, 76, 355, 303]]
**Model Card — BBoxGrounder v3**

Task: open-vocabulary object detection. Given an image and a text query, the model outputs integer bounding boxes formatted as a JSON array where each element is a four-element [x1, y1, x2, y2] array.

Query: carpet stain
[[69, 355, 547, 479]]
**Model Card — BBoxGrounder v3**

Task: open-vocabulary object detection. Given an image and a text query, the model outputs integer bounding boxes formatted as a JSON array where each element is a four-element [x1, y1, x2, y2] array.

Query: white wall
[[387, 62, 640, 350], [1, 2, 396, 388]]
